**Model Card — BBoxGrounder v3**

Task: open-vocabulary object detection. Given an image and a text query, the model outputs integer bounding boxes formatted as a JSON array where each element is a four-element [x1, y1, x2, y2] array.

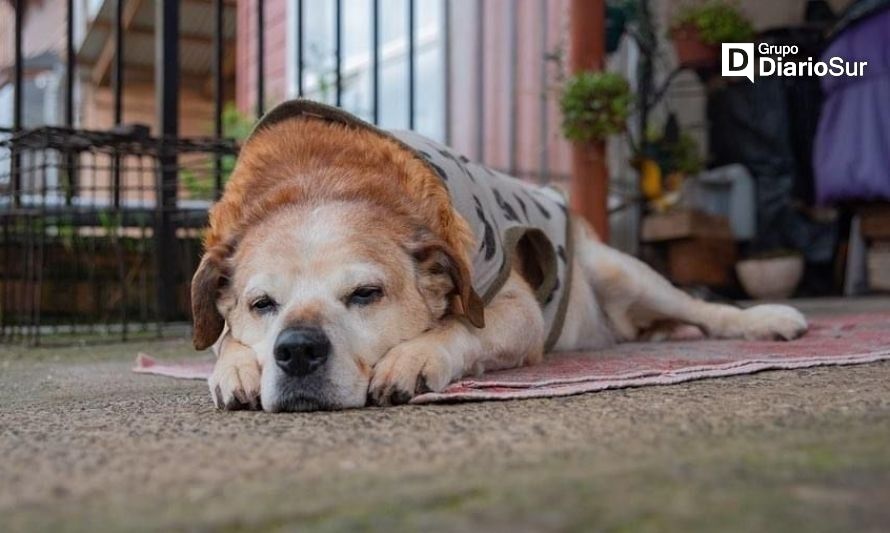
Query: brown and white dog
[[191, 101, 808, 412]]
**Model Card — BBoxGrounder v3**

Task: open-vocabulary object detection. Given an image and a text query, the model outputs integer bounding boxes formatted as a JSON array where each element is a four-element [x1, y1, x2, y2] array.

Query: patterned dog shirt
[[247, 100, 573, 350]]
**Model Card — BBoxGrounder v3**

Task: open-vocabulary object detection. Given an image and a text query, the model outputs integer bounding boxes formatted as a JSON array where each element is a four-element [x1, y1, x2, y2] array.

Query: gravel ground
[[1, 298, 889, 532]]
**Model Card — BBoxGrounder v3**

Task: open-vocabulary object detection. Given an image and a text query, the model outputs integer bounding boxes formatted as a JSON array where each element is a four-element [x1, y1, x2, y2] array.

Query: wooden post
[[569, 0, 609, 241]]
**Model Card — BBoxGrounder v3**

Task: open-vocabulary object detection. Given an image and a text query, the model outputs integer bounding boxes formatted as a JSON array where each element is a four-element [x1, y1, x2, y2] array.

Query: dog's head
[[192, 198, 479, 411]]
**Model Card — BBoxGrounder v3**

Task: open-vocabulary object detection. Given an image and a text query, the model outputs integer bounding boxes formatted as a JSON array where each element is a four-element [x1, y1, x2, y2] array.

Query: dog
[[191, 100, 808, 412]]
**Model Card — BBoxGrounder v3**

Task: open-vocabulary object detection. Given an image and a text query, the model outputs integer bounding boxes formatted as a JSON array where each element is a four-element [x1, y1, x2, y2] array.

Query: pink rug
[[133, 312, 890, 404]]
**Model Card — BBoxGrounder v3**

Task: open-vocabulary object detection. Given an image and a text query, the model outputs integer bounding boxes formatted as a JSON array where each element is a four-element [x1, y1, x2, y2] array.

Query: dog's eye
[[250, 296, 278, 314], [347, 286, 383, 306]]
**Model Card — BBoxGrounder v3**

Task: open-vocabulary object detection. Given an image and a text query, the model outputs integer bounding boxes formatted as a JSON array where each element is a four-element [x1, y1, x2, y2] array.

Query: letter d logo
[[722, 43, 754, 83]]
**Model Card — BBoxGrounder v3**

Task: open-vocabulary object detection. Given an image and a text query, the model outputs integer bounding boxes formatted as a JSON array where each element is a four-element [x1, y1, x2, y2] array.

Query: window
[[286, 0, 445, 141]]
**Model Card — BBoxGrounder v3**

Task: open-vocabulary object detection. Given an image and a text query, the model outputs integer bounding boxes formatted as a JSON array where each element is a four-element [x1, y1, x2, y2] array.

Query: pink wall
[[0, 0, 66, 80], [447, 0, 573, 183], [236, 0, 288, 117]]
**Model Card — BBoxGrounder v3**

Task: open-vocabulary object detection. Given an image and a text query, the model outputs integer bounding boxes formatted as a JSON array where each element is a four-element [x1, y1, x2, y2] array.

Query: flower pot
[[736, 256, 804, 300], [671, 25, 719, 68]]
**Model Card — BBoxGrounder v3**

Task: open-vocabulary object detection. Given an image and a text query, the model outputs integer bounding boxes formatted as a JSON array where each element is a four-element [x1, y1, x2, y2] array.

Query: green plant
[[668, 133, 703, 174], [98, 211, 122, 237], [560, 71, 632, 143], [671, 1, 754, 45], [180, 168, 216, 199], [636, 115, 703, 176], [221, 103, 254, 140], [182, 104, 254, 199]]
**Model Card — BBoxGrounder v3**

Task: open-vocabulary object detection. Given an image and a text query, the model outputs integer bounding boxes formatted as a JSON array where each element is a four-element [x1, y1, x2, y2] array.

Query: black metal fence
[[1, 0, 444, 345], [0, 127, 235, 344]]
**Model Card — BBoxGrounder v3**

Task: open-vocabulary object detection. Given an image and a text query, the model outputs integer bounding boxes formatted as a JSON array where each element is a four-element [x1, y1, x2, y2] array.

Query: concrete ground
[[1, 298, 889, 532]]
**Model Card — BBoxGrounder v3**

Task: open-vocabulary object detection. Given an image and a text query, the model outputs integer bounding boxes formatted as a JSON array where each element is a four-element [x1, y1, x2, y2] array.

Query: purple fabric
[[814, 8, 890, 203]]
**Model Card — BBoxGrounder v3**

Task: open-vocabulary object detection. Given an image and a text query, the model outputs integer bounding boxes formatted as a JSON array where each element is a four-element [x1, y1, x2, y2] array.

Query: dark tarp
[[708, 28, 837, 266]]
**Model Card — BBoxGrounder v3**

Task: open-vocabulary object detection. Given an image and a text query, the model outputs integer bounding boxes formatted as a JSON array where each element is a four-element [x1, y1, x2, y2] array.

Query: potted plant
[[559, 71, 632, 143], [634, 116, 703, 209], [736, 249, 804, 300], [670, 1, 755, 68]]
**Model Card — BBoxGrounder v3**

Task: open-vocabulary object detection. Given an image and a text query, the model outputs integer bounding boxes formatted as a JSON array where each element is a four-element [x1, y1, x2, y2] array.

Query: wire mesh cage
[[0, 126, 238, 345]]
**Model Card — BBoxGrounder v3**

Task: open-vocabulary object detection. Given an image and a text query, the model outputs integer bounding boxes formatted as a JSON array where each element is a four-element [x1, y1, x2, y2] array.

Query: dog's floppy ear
[[409, 229, 485, 328], [190, 243, 234, 350]]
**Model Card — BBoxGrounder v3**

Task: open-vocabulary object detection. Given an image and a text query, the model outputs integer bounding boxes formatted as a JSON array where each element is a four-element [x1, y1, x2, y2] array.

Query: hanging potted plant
[[670, 1, 755, 68], [559, 71, 632, 143]]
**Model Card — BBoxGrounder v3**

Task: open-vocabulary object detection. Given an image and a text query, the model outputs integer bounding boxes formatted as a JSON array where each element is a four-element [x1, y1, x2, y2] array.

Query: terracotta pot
[[736, 256, 804, 300], [671, 25, 719, 68]]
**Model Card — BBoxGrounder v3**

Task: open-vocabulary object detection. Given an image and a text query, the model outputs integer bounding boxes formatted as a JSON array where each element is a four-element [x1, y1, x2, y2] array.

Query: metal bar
[[256, 0, 265, 117], [637, 0, 653, 150], [65, 0, 78, 203], [443, 0, 452, 144], [538, 0, 549, 184], [213, 0, 224, 197], [407, 0, 415, 129], [297, 0, 304, 97], [12, 0, 23, 131], [23, 212, 34, 343], [113, 0, 124, 125], [12, 0, 24, 207], [371, 0, 380, 123], [112, 0, 124, 208], [66, 0, 76, 127], [114, 222, 128, 341], [33, 161, 47, 345], [155, 0, 180, 323], [508, 1, 518, 175], [475, 0, 485, 161], [335, 0, 342, 107], [1, 218, 9, 340]]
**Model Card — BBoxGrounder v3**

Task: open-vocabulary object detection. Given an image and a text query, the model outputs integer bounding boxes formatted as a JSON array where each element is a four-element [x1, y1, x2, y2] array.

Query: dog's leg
[[369, 269, 545, 405], [208, 331, 262, 410], [578, 234, 808, 342]]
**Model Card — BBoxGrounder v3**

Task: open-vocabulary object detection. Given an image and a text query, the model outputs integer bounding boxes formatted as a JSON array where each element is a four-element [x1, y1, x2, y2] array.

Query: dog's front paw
[[739, 304, 808, 341], [209, 355, 261, 411], [368, 338, 462, 406]]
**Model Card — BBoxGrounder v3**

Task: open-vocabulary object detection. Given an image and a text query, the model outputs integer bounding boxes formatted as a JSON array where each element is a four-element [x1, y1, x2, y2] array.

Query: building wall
[[78, 81, 220, 202], [223, 0, 862, 250], [447, 0, 573, 184], [236, 0, 288, 117], [0, 0, 68, 70], [233, 0, 575, 183], [81, 81, 215, 136], [0, 2, 13, 75], [1, 0, 226, 202]]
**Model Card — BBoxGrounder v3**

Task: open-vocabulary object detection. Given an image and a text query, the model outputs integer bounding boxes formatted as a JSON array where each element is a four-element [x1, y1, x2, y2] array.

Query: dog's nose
[[273, 327, 331, 377]]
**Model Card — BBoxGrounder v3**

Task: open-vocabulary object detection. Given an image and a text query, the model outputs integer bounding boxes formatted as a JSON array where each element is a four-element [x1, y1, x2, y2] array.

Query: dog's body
[[192, 101, 807, 412]]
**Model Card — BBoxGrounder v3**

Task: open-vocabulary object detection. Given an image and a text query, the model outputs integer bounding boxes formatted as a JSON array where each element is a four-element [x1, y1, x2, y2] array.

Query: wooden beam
[[92, 0, 144, 86], [82, 61, 220, 89], [92, 20, 226, 47], [568, 0, 609, 241]]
